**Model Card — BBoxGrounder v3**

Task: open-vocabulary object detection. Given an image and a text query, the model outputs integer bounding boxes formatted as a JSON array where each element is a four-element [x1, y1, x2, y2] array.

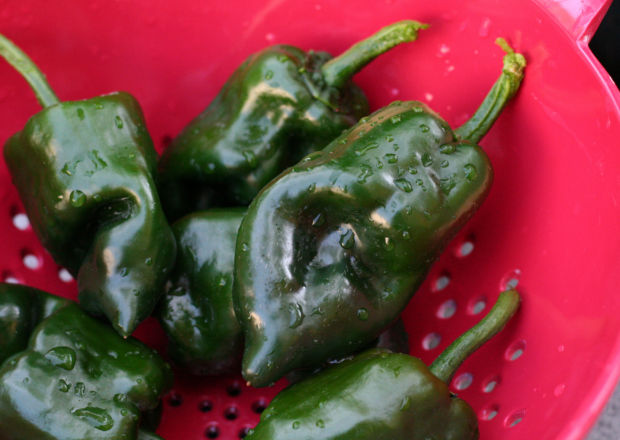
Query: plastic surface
[[0, 0, 618, 439]]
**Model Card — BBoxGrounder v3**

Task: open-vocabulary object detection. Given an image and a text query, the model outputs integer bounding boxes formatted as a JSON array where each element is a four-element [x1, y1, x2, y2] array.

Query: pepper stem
[[0, 33, 59, 108], [321, 20, 428, 89], [454, 38, 526, 144], [430, 289, 520, 384]]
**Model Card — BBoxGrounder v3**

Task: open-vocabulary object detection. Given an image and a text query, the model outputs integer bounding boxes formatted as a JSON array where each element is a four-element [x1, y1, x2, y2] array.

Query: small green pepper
[[0, 284, 172, 440], [245, 290, 520, 440], [158, 209, 245, 375], [234, 39, 526, 387], [158, 21, 427, 219], [0, 34, 176, 337]]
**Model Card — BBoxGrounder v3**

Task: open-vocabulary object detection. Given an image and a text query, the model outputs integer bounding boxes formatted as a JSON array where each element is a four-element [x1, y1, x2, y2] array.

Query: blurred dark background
[[590, 0, 619, 83]]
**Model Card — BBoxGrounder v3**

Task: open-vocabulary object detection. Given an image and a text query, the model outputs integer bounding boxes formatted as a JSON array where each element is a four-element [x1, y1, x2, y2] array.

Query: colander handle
[[536, 0, 613, 42]]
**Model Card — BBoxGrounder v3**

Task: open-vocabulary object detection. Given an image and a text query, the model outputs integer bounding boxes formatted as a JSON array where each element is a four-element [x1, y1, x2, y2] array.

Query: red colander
[[0, 0, 618, 439]]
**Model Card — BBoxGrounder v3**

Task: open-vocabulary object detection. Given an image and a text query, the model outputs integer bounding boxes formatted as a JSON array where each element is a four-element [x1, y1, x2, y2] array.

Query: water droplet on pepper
[[339, 229, 355, 249], [114, 116, 123, 129], [421, 152, 433, 167], [45, 346, 76, 370], [71, 406, 114, 431], [288, 303, 305, 329], [464, 164, 478, 181], [356, 308, 369, 321], [58, 379, 71, 392], [394, 178, 413, 193], [69, 190, 86, 207]]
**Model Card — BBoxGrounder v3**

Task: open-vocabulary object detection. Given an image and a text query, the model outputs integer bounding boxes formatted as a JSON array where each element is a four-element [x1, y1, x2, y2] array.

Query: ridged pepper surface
[[234, 39, 526, 386], [0, 34, 176, 337], [158, 209, 245, 375]]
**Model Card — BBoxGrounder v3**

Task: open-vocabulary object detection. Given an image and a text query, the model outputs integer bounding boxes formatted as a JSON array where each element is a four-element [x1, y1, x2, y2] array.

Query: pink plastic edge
[[535, 1, 620, 438]]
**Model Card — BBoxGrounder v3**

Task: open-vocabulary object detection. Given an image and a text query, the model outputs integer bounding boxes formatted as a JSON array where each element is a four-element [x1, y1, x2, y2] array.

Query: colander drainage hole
[[12, 212, 30, 230], [22, 252, 40, 270], [480, 404, 499, 421], [504, 409, 525, 428], [204, 424, 219, 438], [501, 269, 521, 291], [239, 427, 253, 438], [199, 399, 213, 412], [436, 299, 457, 319], [452, 372, 473, 390], [457, 239, 474, 257], [482, 375, 500, 393], [433, 274, 450, 292], [252, 398, 268, 414], [3, 272, 19, 284], [467, 296, 486, 315], [422, 332, 441, 350], [58, 268, 73, 283], [505, 340, 526, 361], [167, 392, 183, 407], [224, 406, 239, 420], [227, 381, 242, 397]]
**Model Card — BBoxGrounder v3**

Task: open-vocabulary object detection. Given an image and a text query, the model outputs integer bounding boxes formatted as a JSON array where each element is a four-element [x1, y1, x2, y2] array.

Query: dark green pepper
[[286, 317, 409, 384], [245, 289, 520, 440], [234, 39, 526, 387], [0, 285, 172, 440], [0, 284, 69, 364], [0, 34, 177, 337], [158, 209, 245, 375], [158, 21, 427, 219]]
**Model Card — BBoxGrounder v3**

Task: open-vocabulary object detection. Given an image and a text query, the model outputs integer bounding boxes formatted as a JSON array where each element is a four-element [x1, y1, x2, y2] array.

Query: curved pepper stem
[[0, 33, 59, 108], [455, 38, 526, 144], [321, 20, 428, 89], [430, 289, 520, 384]]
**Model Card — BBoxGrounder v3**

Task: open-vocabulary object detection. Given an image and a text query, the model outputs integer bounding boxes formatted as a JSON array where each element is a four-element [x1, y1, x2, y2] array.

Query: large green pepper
[[0, 34, 176, 337], [158, 209, 245, 375], [245, 290, 520, 440], [234, 39, 526, 386], [158, 21, 427, 219], [0, 284, 172, 440]]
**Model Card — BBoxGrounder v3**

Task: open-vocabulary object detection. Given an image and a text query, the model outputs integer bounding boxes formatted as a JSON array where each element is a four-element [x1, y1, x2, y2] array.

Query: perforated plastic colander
[[0, 0, 619, 439]]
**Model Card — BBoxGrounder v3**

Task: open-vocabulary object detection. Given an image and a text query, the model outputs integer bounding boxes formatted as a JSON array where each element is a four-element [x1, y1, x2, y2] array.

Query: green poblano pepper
[[234, 39, 526, 387], [246, 290, 520, 440], [158, 209, 245, 375], [0, 34, 176, 337], [158, 21, 427, 219], [0, 284, 172, 440]]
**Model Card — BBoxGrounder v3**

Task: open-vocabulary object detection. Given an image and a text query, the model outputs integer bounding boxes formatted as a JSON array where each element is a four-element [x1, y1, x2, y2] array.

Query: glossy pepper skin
[[0, 34, 176, 337], [0, 284, 69, 364], [234, 39, 526, 387], [246, 290, 520, 440], [158, 209, 245, 375], [286, 317, 409, 384], [0, 289, 173, 440], [158, 21, 427, 219]]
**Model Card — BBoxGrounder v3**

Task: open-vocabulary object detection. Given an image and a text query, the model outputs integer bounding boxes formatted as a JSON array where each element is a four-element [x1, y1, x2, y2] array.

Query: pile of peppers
[[0, 17, 525, 440]]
